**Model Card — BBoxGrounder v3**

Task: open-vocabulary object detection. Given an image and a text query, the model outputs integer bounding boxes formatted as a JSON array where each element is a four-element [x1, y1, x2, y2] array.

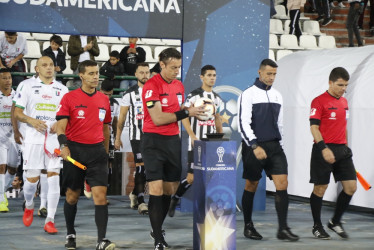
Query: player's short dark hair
[[5, 32, 17, 36], [78, 60, 98, 73], [159, 48, 181, 65], [201, 65, 216, 76], [259, 59, 278, 69], [15, 172, 23, 186], [101, 79, 114, 91], [329, 67, 350, 82], [0, 68, 11, 74], [109, 50, 120, 58], [49, 35, 63, 46], [135, 62, 149, 71]]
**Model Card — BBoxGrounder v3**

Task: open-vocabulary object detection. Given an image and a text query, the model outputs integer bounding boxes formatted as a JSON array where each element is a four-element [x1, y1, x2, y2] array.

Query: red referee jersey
[[142, 74, 184, 136], [310, 91, 348, 144], [56, 88, 111, 144]]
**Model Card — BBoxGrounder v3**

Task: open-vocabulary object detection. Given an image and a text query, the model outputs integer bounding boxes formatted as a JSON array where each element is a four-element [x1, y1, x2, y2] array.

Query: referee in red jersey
[[56, 60, 115, 250], [309, 67, 357, 240], [142, 48, 204, 250]]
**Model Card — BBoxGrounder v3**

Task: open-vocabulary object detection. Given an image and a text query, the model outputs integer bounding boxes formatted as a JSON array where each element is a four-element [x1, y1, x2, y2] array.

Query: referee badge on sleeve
[[99, 109, 106, 122]]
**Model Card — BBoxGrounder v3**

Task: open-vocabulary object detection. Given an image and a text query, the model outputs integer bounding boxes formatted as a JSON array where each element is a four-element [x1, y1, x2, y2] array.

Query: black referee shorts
[[62, 141, 108, 191], [141, 132, 181, 182], [310, 144, 356, 185], [130, 139, 143, 164], [242, 140, 288, 181]]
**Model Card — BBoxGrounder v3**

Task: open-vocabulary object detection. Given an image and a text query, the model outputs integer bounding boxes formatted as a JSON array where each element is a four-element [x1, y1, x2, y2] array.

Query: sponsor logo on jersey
[[35, 115, 56, 121], [35, 103, 57, 111], [329, 112, 336, 120], [3, 104, 12, 109], [77, 110, 85, 119], [0, 112, 11, 119], [197, 120, 215, 126], [42, 94, 52, 100], [32, 85, 42, 88], [75, 104, 88, 108], [34, 90, 39, 94], [56, 91, 60, 96], [136, 114, 144, 120], [145, 90, 153, 98]]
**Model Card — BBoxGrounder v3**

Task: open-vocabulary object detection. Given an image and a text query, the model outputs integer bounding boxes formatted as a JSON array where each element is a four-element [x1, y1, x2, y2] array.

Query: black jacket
[[99, 61, 125, 79], [42, 47, 66, 74], [119, 46, 146, 75]]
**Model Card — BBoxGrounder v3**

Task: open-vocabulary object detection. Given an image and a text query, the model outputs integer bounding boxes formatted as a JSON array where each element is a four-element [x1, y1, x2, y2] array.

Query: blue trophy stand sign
[[193, 140, 236, 250]]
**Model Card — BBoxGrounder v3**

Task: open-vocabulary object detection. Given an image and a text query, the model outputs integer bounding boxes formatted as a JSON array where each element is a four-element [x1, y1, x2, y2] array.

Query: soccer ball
[[194, 97, 215, 121]]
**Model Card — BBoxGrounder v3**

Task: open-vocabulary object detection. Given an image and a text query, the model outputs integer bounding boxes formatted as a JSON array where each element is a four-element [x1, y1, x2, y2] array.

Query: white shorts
[[0, 141, 20, 167], [23, 143, 61, 170]]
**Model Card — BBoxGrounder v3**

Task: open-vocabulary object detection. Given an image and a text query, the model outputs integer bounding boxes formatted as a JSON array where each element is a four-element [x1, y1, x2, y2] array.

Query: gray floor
[[1, 195, 374, 250]]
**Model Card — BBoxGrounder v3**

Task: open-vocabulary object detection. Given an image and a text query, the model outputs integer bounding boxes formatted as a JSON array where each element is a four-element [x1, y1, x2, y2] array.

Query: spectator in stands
[[42, 35, 66, 84], [330, 0, 345, 8], [288, 0, 306, 40], [99, 50, 124, 91], [150, 62, 161, 77], [0, 32, 28, 86], [67, 35, 100, 88], [6, 173, 24, 199], [346, 0, 364, 47], [119, 37, 146, 90], [357, 0, 374, 35], [314, 0, 333, 26]]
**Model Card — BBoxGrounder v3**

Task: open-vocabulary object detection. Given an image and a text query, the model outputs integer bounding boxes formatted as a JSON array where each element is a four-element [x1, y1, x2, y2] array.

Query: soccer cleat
[[315, 15, 324, 22], [277, 228, 299, 241], [0, 200, 9, 213], [129, 192, 138, 209], [84, 180, 92, 199], [327, 219, 348, 239], [4, 194, 8, 206], [168, 197, 178, 217], [65, 234, 76, 250], [44, 221, 58, 234], [244, 222, 263, 240], [150, 230, 169, 248], [138, 202, 148, 214], [96, 238, 116, 250], [312, 224, 331, 239], [23, 208, 34, 227], [154, 242, 164, 250], [322, 18, 333, 26], [38, 207, 48, 218]]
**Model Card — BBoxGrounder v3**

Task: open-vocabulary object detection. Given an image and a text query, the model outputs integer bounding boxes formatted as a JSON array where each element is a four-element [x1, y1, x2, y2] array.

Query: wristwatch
[[251, 143, 258, 150]]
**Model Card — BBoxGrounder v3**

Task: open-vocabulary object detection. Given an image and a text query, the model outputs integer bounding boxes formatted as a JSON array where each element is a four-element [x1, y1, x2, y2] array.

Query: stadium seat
[[24, 41, 42, 59], [19, 32, 33, 40], [65, 44, 70, 59], [57, 34, 70, 42], [154, 46, 170, 59], [318, 35, 337, 49], [96, 44, 110, 62], [119, 37, 130, 44], [141, 38, 165, 45], [269, 49, 276, 61], [110, 44, 126, 53], [32, 32, 52, 41], [284, 20, 302, 35], [299, 35, 321, 50], [269, 34, 283, 49], [280, 34, 302, 50], [64, 60, 73, 74], [29, 59, 37, 73], [277, 49, 293, 60], [22, 59, 28, 73], [161, 39, 181, 46], [270, 19, 284, 35], [98, 36, 120, 44], [142, 45, 157, 62], [273, 5, 289, 19], [303, 20, 325, 36]]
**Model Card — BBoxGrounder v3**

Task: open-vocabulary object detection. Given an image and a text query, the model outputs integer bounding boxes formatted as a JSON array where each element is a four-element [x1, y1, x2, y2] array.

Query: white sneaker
[[330, 2, 337, 7], [338, 2, 345, 8], [138, 203, 148, 214]]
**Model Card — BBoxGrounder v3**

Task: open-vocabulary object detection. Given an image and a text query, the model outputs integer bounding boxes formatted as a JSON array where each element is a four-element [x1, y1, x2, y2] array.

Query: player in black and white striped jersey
[[114, 62, 150, 214], [168, 65, 223, 217]]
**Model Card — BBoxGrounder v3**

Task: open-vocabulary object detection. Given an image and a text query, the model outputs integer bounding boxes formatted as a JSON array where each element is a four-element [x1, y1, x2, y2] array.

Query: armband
[[58, 134, 68, 146], [317, 140, 327, 151], [175, 110, 189, 121]]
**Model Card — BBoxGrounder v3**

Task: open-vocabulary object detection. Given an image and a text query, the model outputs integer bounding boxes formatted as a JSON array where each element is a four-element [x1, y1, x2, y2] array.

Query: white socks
[[39, 173, 48, 209], [46, 175, 60, 222], [0, 174, 4, 202], [4, 172, 14, 190], [24, 180, 38, 209]]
